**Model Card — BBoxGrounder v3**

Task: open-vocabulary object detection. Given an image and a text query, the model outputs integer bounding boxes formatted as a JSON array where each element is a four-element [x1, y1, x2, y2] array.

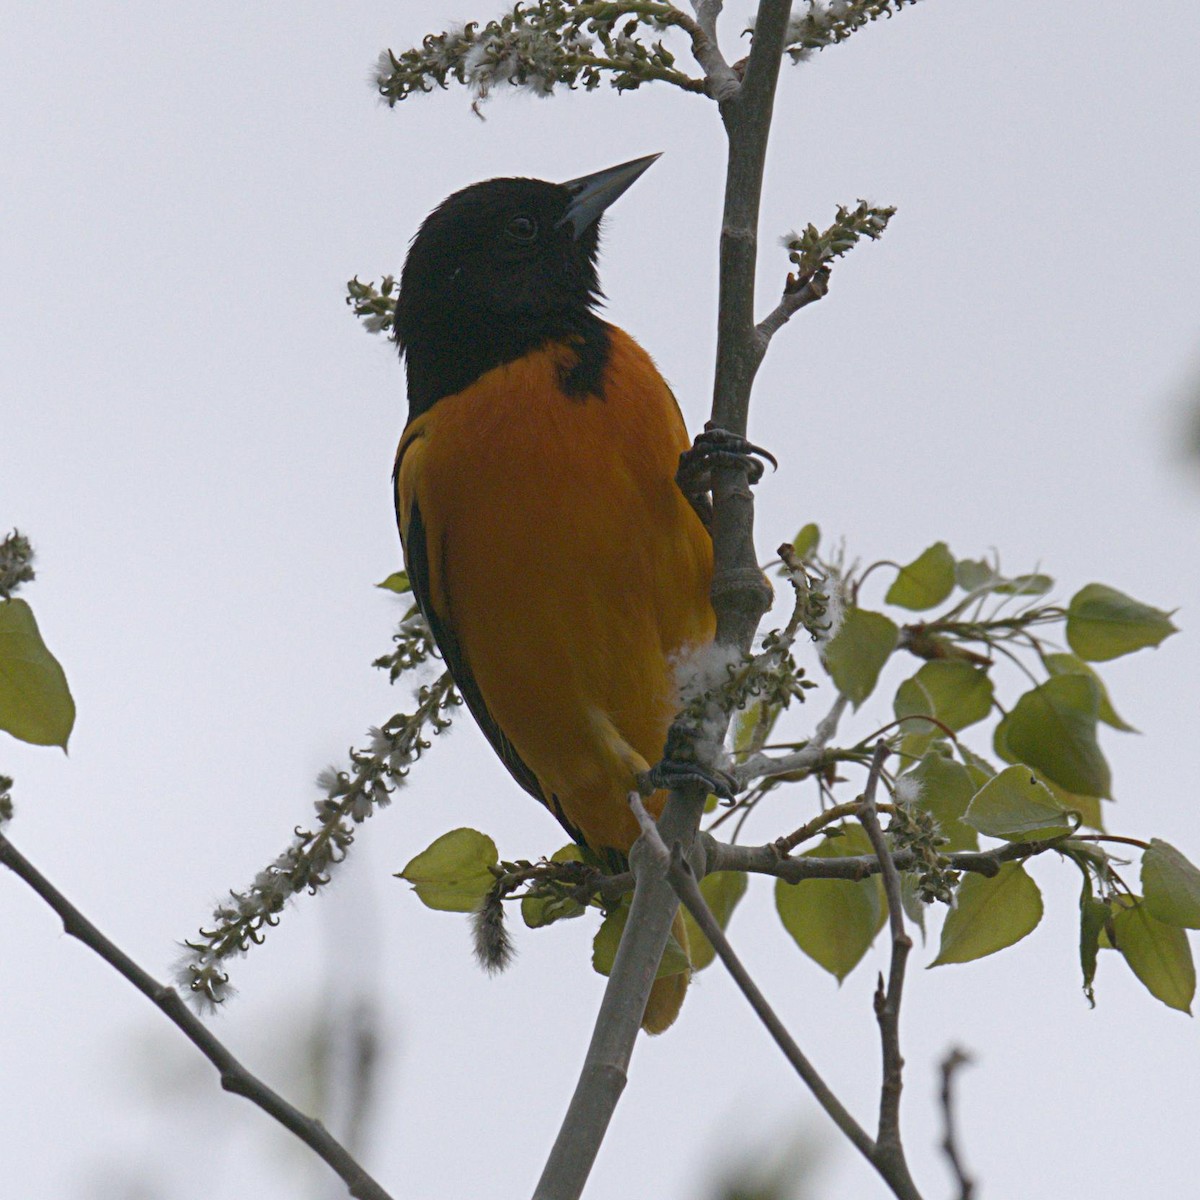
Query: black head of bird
[[395, 153, 659, 419]]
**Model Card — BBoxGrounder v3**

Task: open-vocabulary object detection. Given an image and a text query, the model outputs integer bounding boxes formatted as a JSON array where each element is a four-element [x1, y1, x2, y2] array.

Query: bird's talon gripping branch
[[639, 757, 738, 802], [676, 424, 777, 526], [678, 423, 778, 486]]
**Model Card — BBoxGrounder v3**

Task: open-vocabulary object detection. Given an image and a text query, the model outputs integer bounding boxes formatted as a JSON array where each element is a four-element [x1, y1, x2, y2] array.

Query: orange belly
[[395, 327, 714, 852]]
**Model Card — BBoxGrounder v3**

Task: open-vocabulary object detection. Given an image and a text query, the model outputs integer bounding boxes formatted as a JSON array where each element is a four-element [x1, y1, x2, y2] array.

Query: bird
[[392, 155, 730, 1032]]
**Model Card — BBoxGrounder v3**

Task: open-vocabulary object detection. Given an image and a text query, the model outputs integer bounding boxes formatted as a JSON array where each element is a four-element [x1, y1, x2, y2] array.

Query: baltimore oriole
[[392, 155, 726, 1032]]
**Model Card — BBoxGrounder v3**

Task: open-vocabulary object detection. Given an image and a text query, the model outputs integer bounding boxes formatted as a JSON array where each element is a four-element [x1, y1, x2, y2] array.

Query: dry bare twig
[[940, 1047, 976, 1200]]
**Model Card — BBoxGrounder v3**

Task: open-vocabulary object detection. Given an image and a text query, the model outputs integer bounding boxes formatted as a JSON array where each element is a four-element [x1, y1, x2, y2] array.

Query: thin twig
[[0, 833, 392, 1200], [939, 1048, 976, 1200], [775, 797, 895, 855], [338, 999, 383, 1165], [636, 799, 926, 1200], [626, 798, 878, 1167], [857, 743, 916, 1190], [734, 693, 848, 787], [754, 270, 831, 349], [674, 1, 739, 99], [708, 832, 1073, 883]]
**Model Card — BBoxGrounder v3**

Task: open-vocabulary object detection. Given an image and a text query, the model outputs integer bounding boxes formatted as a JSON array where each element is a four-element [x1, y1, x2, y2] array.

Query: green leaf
[[1143, 840, 1200, 929], [1036, 772, 1105, 832], [901, 752, 979, 851], [900, 872, 927, 937], [791, 522, 820, 561], [1112, 899, 1195, 1013], [992, 719, 1103, 827], [733, 697, 781, 754], [953, 559, 1050, 597], [991, 573, 1053, 596], [963, 765, 1073, 842], [397, 828, 498, 912], [994, 674, 1111, 799], [893, 677, 939, 759], [1066, 583, 1177, 662], [894, 660, 993, 733], [0, 599, 75, 749], [955, 558, 997, 592], [521, 845, 587, 929], [823, 608, 898, 708], [775, 825, 885, 981], [956, 744, 997, 788], [931, 863, 1043, 966], [1043, 652, 1136, 732], [376, 570, 412, 594], [681, 870, 749, 972], [521, 890, 586, 928], [894, 677, 933, 723], [1079, 884, 1111, 1007], [885, 542, 956, 611], [994, 717, 1104, 829], [592, 898, 690, 979], [591, 906, 625, 976]]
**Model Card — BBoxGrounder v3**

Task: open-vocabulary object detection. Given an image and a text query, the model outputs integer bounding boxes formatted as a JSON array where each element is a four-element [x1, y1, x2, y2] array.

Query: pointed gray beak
[[556, 153, 661, 240]]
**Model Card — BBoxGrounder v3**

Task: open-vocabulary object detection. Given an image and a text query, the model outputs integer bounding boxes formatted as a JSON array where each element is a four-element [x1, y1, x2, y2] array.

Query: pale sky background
[[4, 2, 1200, 1199]]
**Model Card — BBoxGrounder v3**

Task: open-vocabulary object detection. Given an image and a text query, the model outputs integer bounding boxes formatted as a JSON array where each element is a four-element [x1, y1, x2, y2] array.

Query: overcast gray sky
[[4, 2, 1200, 1198]]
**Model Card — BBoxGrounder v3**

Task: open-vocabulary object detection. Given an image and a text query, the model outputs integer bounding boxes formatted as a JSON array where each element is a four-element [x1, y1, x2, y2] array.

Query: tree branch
[[857, 744, 917, 1191], [535, 4, 799, 1196], [939, 1048, 976, 1200], [626, 796, 878, 1166], [708, 834, 1070, 882], [674, 2, 739, 99], [707, 0, 791, 649], [733, 693, 848, 787], [530, 800, 688, 1200], [0, 832, 393, 1200], [635, 794, 928, 1200], [754, 269, 830, 350]]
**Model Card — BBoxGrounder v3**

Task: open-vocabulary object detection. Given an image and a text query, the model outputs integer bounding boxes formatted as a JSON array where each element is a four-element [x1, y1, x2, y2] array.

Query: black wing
[[401, 493, 550, 808]]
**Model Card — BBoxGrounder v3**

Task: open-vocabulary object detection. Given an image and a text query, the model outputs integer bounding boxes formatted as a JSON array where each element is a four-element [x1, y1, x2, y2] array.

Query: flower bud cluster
[[177, 667, 460, 1008], [783, 0, 921, 62]]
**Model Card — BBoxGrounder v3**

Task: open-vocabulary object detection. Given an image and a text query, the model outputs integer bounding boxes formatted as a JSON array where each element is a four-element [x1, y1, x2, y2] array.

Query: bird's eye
[[506, 215, 539, 242]]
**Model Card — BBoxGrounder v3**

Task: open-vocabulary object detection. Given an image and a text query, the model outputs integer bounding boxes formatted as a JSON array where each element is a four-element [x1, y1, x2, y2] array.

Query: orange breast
[[395, 327, 714, 852]]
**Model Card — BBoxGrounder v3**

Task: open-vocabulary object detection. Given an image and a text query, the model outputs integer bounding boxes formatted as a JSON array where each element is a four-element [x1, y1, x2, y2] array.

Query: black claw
[[677, 424, 777, 493], [640, 757, 739, 801]]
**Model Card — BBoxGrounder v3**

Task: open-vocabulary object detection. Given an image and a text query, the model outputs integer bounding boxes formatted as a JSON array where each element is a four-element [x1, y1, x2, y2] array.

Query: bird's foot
[[640, 758, 738, 801], [676, 423, 778, 492]]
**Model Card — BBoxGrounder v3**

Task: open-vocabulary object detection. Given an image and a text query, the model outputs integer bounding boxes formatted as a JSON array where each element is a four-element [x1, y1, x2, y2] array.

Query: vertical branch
[[707, 0, 792, 651], [857, 743, 918, 1194], [533, 4, 796, 1198], [682, 0, 739, 99], [530, 823, 678, 1200]]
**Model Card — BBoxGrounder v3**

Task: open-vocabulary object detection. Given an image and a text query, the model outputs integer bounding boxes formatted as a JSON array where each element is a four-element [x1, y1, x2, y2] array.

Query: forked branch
[[857, 744, 918, 1188], [630, 793, 926, 1200]]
